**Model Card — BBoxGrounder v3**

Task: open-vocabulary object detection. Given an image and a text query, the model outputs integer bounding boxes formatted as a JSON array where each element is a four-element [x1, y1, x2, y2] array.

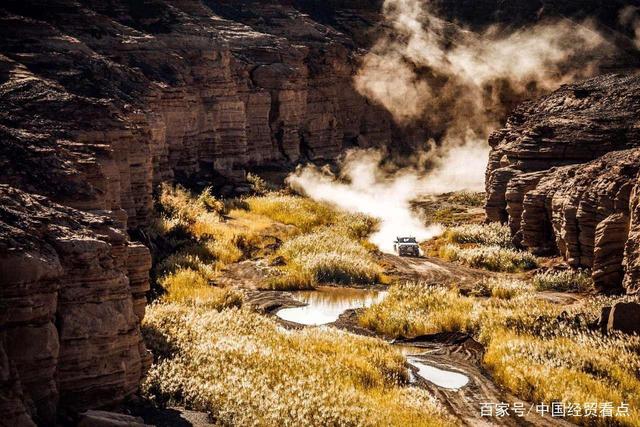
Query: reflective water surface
[[407, 357, 470, 389], [276, 287, 387, 326]]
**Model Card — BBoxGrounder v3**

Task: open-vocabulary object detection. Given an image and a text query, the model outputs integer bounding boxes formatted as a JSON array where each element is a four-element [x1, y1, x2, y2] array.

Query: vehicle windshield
[[397, 237, 417, 243]]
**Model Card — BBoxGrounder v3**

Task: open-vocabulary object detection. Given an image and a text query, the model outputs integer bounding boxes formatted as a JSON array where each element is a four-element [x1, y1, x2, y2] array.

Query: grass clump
[[442, 223, 513, 248], [533, 269, 594, 292], [158, 183, 224, 227], [272, 228, 383, 288], [245, 195, 339, 233], [359, 283, 475, 337], [439, 244, 538, 272], [427, 223, 537, 272], [447, 191, 485, 207], [142, 304, 455, 427], [246, 172, 271, 195], [360, 282, 640, 426], [160, 268, 243, 309], [472, 278, 534, 300]]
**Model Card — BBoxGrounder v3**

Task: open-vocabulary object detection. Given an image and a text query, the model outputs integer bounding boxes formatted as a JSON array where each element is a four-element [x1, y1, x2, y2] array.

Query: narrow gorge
[[1, 1, 640, 426]]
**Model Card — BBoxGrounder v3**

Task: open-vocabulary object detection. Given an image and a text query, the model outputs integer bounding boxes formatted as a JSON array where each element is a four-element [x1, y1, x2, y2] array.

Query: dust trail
[[355, 0, 608, 130], [287, 148, 485, 253], [287, 0, 612, 253]]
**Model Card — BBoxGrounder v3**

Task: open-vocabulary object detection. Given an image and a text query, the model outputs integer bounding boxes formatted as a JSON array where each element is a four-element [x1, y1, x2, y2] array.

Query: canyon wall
[[0, 185, 152, 426], [0, 0, 397, 424], [486, 73, 640, 293], [1, 0, 639, 424], [0, 0, 401, 232]]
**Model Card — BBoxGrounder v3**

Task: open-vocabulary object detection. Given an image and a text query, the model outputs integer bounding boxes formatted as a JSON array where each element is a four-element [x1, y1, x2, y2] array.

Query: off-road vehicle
[[393, 237, 420, 257]]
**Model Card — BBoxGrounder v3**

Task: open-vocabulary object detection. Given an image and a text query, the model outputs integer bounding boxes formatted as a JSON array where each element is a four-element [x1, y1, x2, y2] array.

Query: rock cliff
[[485, 73, 640, 293], [0, 1, 397, 424], [0, 0, 399, 230], [0, 185, 151, 426]]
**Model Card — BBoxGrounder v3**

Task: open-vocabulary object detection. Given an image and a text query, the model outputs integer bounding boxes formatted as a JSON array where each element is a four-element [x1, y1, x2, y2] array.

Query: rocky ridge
[[485, 73, 640, 293]]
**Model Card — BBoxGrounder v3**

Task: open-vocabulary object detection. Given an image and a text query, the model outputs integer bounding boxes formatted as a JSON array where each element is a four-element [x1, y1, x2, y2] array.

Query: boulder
[[77, 410, 149, 427], [607, 302, 640, 335]]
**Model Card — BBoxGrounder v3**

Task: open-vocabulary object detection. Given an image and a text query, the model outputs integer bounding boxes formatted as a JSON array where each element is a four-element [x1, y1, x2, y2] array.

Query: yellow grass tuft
[[438, 244, 538, 272], [533, 269, 594, 292], [160, 268, 243, 309]]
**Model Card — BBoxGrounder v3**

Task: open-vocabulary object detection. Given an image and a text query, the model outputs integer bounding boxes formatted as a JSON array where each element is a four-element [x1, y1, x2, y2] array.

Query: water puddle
[[276, 287, 387, 326], [406, 357, 470, 390]]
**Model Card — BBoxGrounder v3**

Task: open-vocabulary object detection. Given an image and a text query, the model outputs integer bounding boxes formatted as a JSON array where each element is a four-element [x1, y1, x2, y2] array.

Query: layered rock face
[[486, 74, 640, 293], [0, 185, 151, 426], [0, 3, 398, 423], [0, 0, 400, 230]]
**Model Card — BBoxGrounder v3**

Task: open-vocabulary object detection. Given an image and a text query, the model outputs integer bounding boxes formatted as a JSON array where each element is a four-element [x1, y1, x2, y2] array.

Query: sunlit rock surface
[[0, 185, 151, 425], [486, 74, 640, 293]]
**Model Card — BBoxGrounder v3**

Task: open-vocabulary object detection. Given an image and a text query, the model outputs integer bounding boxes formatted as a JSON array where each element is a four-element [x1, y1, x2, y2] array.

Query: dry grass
[[145, 187, 454, 425], [447, 191, 485, 207], [359, 283, 475, 338], [150, 185, 382, 294], [442, 223, 513, 248], [272, 228, 384, 288], [160, 268, 243, 309], [245, 195, 340, 233], [426, 223, 537, 272], [472, 278, 534, 300], [243, 194, 382, 290], [438, 244, 538, 272], [360, 281, 640, 426], [142, 304, 456, 427], [533, 269, 594, 292], [158, 183, 224, 227]]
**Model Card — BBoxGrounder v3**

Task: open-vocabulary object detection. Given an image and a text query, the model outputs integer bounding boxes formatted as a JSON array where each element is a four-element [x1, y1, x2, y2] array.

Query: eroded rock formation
[[0, 185, 151, 425], [0, 2, 396, 423], [486, 74, 640, 293], [0, 0, 403, 230]]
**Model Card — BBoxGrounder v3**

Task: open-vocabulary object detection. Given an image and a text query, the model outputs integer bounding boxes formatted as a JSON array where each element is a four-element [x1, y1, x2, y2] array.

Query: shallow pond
[[275, 286, 387, 326], [406, 357, 470, 390]]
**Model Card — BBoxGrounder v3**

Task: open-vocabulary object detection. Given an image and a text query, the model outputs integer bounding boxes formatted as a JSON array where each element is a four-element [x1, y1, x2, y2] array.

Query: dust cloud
[[355, 0, 607, 129], [287, 149, 446, 253], [287, 0, 611, 253]]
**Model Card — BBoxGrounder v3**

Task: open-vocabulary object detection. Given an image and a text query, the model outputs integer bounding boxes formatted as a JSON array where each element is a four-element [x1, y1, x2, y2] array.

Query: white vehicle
[[393, 237, 420, 257]]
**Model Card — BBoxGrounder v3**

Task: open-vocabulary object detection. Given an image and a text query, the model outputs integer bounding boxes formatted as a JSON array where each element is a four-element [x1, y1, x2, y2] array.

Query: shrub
[[439, 244, 538, 272], [142, 304, 455, 427], [160, 268, 242, 309], [443, 223, 513, 248], [158, 184, 223, 225], [533, 269, 593, 292], [246, 172, 271, 195]]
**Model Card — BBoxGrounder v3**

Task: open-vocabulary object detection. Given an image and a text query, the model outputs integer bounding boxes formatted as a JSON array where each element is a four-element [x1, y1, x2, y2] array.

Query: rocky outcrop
[[0, 0, 402, 231], [486, 74, 640, 293], [0, 185, 151, 425], [607, 301, 640, 335]]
